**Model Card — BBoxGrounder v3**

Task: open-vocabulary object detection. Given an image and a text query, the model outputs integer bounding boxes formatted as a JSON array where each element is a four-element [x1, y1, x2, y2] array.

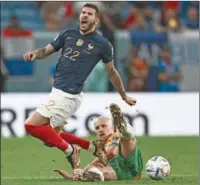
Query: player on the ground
[[54, 103, 143, 181], [23, 4, 136, 164]]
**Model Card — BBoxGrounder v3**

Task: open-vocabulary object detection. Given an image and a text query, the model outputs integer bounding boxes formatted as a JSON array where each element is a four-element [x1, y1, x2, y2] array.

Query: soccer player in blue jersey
[[23, 4, 136, 165]]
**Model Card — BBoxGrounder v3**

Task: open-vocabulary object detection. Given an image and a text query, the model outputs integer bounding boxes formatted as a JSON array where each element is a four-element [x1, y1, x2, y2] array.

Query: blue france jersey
[[50, 28, 113, 94]]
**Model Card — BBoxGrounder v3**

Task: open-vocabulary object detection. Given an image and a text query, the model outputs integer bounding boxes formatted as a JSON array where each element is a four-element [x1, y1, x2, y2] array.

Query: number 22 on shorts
[[44, 100, 55, 111]]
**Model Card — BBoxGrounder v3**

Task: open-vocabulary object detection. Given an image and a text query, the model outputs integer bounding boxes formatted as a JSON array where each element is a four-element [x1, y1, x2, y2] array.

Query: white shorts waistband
[[51, 87, 83, 98]]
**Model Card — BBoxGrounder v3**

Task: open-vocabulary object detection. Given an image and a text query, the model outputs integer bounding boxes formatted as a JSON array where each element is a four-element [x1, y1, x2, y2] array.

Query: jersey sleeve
[[101, 40, 114, 64], [50, 30, 66, 52], [105, 132, 121, 148]]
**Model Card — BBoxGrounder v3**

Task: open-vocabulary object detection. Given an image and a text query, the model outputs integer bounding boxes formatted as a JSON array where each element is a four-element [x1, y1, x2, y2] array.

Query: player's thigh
[[36, 89, 82, 128], [25, 111, 50, 126], [120, 143, 143, 178], [64, 93, 83, 117], [120, 138, 136, 158], [49, 96, 82, 128]]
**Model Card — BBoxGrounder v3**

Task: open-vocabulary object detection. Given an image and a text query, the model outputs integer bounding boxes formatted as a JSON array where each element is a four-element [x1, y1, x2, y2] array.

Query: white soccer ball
[[145, 156, 170, 180]]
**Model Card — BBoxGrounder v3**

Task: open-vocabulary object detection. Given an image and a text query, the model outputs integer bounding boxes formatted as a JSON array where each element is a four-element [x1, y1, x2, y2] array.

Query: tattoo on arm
[[34, 48, 47, 59], [34, 44, 55, 59]]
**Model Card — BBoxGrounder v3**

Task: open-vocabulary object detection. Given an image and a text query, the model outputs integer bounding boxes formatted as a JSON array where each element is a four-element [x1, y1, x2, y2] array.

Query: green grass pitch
[[1, 136, 198, 185]]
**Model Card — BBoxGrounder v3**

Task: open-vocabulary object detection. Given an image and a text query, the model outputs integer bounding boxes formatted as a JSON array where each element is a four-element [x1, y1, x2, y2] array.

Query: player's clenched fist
[[23, 51, 36, 61]]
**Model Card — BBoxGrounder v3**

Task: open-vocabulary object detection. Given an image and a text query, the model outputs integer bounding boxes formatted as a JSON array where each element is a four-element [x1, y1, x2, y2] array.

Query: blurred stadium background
[[1, 1, 199, 185]]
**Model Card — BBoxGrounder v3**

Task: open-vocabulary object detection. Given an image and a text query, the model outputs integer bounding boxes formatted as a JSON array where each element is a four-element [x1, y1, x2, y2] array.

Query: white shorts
[[36, 87, 83, 128]]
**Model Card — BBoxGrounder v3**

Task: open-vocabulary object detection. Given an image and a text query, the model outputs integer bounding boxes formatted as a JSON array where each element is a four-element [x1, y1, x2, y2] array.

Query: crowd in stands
[[1, 1, 199, 92], [1, 1, 199, 33]]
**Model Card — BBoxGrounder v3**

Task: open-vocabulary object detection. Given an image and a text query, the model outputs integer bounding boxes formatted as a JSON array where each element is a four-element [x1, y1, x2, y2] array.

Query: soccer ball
[[145, 156, 170, 180]]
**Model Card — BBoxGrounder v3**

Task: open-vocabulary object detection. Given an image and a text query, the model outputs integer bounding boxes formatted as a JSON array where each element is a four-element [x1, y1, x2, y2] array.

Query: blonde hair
[[91, 116, 113, 128]]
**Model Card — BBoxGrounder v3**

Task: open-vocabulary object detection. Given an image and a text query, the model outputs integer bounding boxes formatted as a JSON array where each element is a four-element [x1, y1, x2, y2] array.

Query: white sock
[[64, 144, 73, 156], [121, 123, 135, 140], [88, 142, 95, 153]]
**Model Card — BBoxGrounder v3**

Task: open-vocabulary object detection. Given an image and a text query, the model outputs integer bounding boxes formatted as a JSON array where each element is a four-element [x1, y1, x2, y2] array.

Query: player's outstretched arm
[[23, 44, 55, 61], [105, 61, 136, 106], [53, 169, 73, 179]]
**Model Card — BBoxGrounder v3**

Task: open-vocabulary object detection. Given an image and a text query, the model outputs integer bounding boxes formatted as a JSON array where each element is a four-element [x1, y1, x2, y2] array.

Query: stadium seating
[[1, 2, 45, 30]]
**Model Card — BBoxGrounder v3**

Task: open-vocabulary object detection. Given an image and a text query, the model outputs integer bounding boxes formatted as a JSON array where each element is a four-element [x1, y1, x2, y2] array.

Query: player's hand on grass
[[54, 169, 82, 181], [73, 174, 82, 181], [23, 51, 36, 61], [53, 169, 72, 179], [123, 95, 137, 106]]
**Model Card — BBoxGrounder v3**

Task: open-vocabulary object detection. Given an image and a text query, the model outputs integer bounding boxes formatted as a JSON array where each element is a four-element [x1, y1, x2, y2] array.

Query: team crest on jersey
[[76, 39, 84, 46], [88, 43, 94, 50]]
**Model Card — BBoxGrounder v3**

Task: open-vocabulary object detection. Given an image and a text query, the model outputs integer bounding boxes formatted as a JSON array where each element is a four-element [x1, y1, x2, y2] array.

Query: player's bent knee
[[54, 126, 63, 133]]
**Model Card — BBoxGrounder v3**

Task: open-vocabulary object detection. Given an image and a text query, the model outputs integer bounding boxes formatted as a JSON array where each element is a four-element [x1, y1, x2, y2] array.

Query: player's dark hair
[[82, 3, 100, 18]]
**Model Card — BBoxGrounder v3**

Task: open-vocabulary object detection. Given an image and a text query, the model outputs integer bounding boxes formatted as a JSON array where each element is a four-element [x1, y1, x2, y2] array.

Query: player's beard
[[79, 20, 96, 33]]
